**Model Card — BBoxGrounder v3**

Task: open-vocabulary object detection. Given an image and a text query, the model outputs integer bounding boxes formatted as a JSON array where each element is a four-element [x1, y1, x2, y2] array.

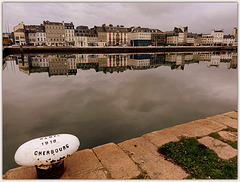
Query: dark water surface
[[2, 52, 237, 174]]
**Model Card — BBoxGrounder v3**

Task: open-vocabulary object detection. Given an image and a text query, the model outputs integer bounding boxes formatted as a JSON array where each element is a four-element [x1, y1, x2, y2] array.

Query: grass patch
[[209, 132, 221, 139], [158, 137, 237, 179], [209, 132, 237, 149]]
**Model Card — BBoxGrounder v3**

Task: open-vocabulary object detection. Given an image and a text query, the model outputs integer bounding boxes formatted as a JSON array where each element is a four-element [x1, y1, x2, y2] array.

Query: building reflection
[[228, 54, 238, 69], [4, 51, 237, 76]]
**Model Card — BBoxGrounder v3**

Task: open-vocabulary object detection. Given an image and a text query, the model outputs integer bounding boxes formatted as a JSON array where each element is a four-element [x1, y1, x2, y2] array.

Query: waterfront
[[2, 51, 237, 174]]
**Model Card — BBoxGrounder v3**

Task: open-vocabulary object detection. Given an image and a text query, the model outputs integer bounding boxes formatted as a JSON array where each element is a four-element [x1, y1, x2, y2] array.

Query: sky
[[2, 2, 238, 35]]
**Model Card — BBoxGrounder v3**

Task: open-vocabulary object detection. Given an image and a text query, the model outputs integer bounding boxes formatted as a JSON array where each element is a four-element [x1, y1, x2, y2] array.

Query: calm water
[[3, 51, 237, 174]]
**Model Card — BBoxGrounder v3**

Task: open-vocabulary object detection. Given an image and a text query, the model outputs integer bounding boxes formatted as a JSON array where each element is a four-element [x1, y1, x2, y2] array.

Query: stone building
[[25, 25, 46, 46], [105, 24, 129, 46], [201, 34, 214, 46], [186, 33, 195, 46], [93, 25, 107, 46], [129, 27, 159, 46], [43, 20, 65, 46], [165, 26, 188, 46], [194, 34, 202, 46], [75, 26, 98, 46], [166, 31, 179, 45], [65, 22, 75, 46], [151, 32, 166, 46], [74, 36, 88, 47], [211, 29, 224, 45], [93, 24, 129, 46], [186, 32, 202, 46], [173, 26, 188, 45], [222, 34, 235, 46], [13, 22, 26, 45]]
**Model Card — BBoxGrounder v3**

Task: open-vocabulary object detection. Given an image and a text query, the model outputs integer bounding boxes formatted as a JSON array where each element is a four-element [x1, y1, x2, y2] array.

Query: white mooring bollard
[[14, 134, 80, 179]]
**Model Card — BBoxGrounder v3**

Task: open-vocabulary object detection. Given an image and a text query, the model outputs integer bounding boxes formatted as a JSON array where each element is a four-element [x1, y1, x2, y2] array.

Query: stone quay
[[3, 110, 237, 179]]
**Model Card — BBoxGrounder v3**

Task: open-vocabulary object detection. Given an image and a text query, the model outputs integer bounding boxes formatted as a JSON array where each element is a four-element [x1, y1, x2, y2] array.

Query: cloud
[[3, 2, 237, 34]]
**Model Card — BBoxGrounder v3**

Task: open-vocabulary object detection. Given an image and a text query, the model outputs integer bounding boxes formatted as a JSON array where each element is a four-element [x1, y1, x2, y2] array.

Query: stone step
[[143, 119, 227, 147], [92, 142, 141, 179], [61, 149, 108, 179], [118, 137, 188, 179], [222, 111, 238, 120], [218, 131, 237, 142], [198, 136, 237, 160], [207, 115, 237, 129], [3, 166, 37, 179]]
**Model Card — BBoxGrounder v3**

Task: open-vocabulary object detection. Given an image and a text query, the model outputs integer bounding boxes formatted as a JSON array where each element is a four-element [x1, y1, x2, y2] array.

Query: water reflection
[[3, 52, 237, 75], [2, 51, 237, 174]]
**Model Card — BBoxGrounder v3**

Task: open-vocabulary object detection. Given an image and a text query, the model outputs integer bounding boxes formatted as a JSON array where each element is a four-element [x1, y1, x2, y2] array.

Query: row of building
[[3, 20, 238, 47], [4, 52, 237, 76]]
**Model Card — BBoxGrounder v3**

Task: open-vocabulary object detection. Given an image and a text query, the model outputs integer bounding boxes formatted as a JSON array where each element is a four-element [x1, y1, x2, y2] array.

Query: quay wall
[[3, 110, 238, 179], [3, 46, 237, 57]]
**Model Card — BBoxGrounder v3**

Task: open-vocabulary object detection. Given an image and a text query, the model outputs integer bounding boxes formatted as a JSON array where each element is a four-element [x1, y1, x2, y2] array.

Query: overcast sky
[[2, 2, 238, 34]]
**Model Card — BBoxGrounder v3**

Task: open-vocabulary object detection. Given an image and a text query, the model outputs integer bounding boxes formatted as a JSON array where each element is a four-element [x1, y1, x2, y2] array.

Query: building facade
[[93, 25, 107, 46], [105, 24, 129, 46], [201, 34, 214, 46], [211, 29, 224, 44], [13, 22, 26, 45], [75, 26, 98, 46], [129, 27, 160, 46], [151, 32, 166, 46], [65, 22, 75, 46], [222, 35, 235, 46], [25, 25, 46, 46], [166, 32, 179, 45], [43, 20, 65, 46], [74, 36, 88, 47], [174, 26, 188, 45]]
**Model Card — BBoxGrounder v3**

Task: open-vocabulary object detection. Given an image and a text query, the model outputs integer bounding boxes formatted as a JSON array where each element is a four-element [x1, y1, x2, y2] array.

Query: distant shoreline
[[3, 46, 237, 58]]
